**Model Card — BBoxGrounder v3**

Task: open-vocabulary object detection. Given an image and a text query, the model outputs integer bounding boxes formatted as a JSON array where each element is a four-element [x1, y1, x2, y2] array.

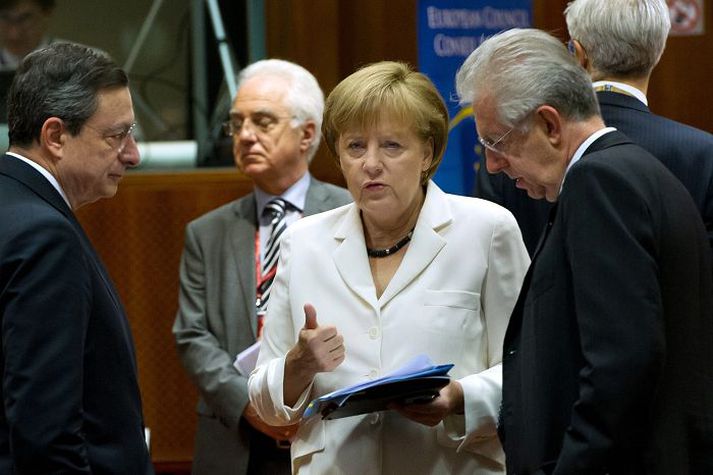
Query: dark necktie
[[257, 198, 288, 314]]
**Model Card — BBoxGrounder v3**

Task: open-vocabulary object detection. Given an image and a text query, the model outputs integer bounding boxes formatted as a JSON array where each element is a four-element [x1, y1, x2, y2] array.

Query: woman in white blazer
[[248, 61, 529, 474]]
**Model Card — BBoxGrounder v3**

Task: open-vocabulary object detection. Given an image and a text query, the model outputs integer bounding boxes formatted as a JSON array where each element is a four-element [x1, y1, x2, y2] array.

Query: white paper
[[233, 340, 261, 376]]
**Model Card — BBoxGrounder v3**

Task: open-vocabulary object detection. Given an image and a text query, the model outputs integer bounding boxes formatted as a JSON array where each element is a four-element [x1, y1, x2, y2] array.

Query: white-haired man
[[476, 0, 713, 257], [173, 59, 351, 475], [457, 28, 713, 474]]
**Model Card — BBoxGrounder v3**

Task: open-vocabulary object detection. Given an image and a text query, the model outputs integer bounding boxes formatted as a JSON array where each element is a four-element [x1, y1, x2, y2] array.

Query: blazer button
[[368, 326, 380, 339]]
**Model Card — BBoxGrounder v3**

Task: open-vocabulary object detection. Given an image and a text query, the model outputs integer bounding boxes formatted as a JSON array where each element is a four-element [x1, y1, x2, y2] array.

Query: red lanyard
[[254, 230, 277, 338]]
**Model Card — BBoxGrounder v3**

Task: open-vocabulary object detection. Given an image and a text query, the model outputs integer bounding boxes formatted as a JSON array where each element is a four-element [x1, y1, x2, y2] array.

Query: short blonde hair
[[322, 61, 448, 183]]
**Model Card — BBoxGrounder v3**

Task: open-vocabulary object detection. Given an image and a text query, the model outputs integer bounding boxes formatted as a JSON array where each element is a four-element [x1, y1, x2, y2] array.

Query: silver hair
[[565, 0, 670, 78], [455, 28, 599, 128], [236, 59, 324, 162]]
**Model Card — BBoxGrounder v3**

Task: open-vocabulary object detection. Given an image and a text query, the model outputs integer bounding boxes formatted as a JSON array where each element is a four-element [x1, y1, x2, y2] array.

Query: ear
[[571, 40, 589, 71], [40, 117, 66, 159], [534, 105, 562, 146], [299, 120, 316, 154], [422, 136, 434, 172]]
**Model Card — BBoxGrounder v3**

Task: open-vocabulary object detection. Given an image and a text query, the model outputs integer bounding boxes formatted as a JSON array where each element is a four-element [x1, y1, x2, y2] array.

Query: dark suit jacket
[[597, 91, 713, 247], [172, 177, 351, 475], [499, 132, 713, 474], [476, 91, 713, 255], [0, 155, 153, 474]]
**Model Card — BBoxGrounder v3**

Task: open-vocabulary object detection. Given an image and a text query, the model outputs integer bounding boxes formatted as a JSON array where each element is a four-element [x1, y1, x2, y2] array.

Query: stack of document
[[304, 354, 453, 420]]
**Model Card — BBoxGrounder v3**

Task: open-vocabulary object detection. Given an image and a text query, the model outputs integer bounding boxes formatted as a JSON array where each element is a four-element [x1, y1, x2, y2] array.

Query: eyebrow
[[230, 108, 280, 117]]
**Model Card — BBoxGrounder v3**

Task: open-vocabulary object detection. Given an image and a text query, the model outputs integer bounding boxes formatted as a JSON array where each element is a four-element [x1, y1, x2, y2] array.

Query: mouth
[[363, 182, 385, 190]]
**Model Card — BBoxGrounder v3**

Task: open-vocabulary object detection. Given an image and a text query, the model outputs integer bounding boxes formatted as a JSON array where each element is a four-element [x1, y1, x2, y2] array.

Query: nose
[[237, 121, 257, 142], [362, 147, 382, 176], [119, 135, 141, 168], [484, 149, 507, 174]]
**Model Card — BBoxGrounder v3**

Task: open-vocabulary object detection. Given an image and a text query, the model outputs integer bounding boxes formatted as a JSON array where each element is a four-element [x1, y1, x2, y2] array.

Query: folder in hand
[[303, 354, 454, 420]]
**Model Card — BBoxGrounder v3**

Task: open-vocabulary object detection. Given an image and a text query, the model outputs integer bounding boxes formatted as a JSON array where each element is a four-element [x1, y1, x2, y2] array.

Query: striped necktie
[[257, 198, 288, 313]]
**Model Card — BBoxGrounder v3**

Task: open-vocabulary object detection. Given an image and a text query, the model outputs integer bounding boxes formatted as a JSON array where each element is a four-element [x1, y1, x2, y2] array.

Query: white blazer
[[248, 181, 530, 474]]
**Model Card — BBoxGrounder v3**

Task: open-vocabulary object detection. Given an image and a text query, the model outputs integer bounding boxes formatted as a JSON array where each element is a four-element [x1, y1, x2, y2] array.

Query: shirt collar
[[255, 171, 310, 217], [6, 151, 72, 207], [559, 127, 617, 194], [592, 80, 648, 106]]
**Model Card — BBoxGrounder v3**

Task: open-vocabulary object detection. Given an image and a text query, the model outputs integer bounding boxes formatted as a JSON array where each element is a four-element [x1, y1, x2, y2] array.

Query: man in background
[[0, 0, 57, 121], [0, 0, 55, 69], [476, 0, 713, 254], [457, 27, 713, 473], [0, 42, 152, 473], [173, 59, 351, 475]]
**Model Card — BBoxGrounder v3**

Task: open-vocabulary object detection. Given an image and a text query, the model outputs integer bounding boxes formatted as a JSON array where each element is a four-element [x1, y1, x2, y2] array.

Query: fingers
[[304, 303, 318, 329], [296, 303, 345, 373]]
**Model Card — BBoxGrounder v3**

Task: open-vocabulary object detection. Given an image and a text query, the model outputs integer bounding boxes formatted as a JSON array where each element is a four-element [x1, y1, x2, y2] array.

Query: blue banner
[[418, 0, 531, 195]]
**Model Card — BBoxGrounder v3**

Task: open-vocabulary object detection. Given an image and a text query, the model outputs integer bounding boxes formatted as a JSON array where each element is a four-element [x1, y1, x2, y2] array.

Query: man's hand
[[283, 303, 345, 405], [391, 380, 464, 427], [243, 401, 299, 442]]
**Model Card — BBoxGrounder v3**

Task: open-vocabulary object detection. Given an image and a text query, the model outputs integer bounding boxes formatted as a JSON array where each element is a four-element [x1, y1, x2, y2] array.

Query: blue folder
[[304, 355, 454, 420]]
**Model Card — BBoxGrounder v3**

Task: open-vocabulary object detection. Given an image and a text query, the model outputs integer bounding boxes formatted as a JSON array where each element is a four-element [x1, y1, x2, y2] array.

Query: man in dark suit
[[566, 0, 713, 248], [172, 59, 351, 475], [456, 28, 713, 474], [0, 43, 153, 473], [476, 0, 713, 255]]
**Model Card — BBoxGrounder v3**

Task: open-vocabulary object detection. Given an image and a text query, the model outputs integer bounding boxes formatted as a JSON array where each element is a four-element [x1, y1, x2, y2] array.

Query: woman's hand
[[391, 380, 464, 427], [283, 303, 345, 406]]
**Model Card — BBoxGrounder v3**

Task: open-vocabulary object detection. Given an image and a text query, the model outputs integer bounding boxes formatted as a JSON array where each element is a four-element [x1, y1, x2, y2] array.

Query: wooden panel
[[75, 169, 253, 466]]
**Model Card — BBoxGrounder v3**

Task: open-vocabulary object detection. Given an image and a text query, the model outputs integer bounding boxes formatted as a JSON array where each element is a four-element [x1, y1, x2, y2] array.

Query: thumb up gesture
[[284, 303, 345, 406], [298, 303, 345, 373]]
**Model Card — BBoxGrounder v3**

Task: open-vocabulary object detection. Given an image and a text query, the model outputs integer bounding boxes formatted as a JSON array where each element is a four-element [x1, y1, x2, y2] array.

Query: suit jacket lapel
[[333, 204, 379, 309], [230, 194, 259, 339], [378, 181, 449, 307], [506, 130, 633, 344]]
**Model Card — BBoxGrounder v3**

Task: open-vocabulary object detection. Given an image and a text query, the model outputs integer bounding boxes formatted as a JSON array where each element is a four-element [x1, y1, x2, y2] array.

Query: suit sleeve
[[2, 215, 92, 472], [551, 161, 664, 474], [444, 208, 529, 464], [172, 224, 249, 429]]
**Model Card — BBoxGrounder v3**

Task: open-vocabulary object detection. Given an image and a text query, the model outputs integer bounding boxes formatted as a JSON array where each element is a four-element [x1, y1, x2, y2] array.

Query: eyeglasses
[[223, 113, 294, 137], [85, 122, 137, 153], [477, 125, 517, 154]]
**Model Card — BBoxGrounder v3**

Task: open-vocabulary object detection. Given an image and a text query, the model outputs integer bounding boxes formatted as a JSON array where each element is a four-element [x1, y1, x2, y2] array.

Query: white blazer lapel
[[332, 204, 379, 310], [379, 182, 452, 307]]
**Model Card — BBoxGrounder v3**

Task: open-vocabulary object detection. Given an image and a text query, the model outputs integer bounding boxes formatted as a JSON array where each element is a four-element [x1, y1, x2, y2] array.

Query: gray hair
[[8, 42, 128, 146], [237, 59, 324, 162], [565, 0, 670, 78], [455, 28, 599, 128]]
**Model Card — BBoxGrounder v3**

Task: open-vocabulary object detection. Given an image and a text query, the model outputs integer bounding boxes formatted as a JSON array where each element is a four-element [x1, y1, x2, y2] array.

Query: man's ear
[[535, 105, 562, 146], [299, 120, 316, 154], [40, 117, 66, 159], [571, 39, 589, 71]]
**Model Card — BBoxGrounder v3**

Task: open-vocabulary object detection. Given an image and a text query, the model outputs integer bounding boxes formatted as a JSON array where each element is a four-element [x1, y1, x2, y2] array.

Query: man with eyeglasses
[[475, 0, 713, 259], [173, 59, 350, 475], [457, 28, 713, 474], [0, 43, 152, 473]]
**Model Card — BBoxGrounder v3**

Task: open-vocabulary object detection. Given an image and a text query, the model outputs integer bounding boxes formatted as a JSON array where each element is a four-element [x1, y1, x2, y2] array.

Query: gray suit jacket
[[173, 176, 351, 475]]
